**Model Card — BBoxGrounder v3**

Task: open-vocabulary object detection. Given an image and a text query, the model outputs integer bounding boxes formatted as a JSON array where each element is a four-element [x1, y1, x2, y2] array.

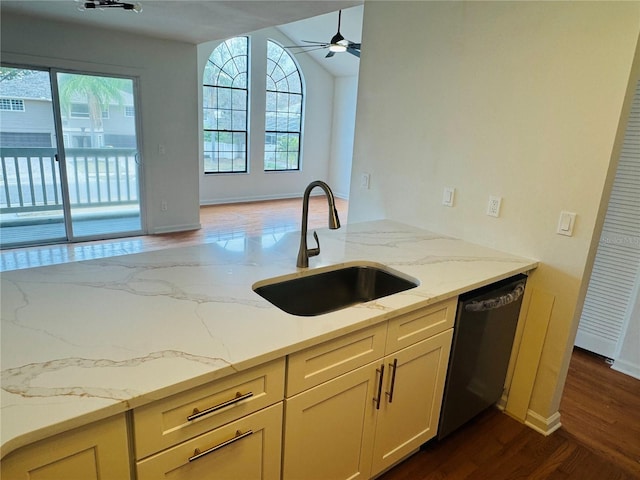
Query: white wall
[[350, 1, 640, 431], [329, 76, 358, 199], [197, 27, 337, 204], [1, 13, 201, 235]]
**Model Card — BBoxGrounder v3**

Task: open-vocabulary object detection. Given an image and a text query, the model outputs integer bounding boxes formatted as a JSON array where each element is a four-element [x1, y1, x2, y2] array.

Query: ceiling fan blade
[[325, 51, 335, 58], [301, 40, 327, 45], [283, 44, 329, 50], [346, 47, 360, 58], [348, 42, 361, 49]]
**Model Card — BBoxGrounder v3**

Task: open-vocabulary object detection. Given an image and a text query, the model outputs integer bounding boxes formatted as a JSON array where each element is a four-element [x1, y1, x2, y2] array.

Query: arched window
[[203, 36, 248, 173], [264, 40, 303, 171]]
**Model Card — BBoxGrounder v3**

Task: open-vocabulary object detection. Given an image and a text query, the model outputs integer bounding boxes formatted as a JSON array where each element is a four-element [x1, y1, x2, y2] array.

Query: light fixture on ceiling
[[79, 0, 142, 12], [328, 32, 348, 53]]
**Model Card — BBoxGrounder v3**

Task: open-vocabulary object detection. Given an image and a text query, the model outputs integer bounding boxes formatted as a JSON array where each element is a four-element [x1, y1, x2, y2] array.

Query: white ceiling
[[1, 1, 363, 76]]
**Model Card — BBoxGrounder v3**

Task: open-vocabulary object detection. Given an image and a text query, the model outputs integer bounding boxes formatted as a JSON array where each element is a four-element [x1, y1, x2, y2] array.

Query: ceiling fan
[[286, 10, 361, 59]]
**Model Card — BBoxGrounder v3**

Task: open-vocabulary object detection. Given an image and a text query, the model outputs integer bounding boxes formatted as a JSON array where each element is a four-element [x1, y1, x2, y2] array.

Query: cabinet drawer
[[287, 323, 387, 396], [136, 403, 283, 480], [134, 358, 285, 459], [385, 298, 456, 354]]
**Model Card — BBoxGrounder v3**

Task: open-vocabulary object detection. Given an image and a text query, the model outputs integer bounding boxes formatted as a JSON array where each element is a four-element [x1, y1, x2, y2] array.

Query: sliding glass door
[[0, 67, 143, 248], [0, 67, 67, 247], [56, 72, 142, 240]]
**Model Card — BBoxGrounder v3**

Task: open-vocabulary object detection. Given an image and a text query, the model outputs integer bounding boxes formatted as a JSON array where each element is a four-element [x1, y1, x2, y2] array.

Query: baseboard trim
[[496, 394, 507, 411], [149, 223, 201, 234], [611, 358, 640, 380], [200, 193, 301, 206], [200, 192, 349, 206], [524, 410, 562, 436]]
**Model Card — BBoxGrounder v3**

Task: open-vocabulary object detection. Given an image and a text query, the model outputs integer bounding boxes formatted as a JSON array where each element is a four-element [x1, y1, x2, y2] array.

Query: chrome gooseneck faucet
[[297, 180, 341, 268]]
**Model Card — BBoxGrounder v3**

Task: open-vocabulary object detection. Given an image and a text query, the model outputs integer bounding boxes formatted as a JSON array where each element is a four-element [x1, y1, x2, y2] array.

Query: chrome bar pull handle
[[385, 358, 398, 403], [188, 429, 253, 462], [374, 364, 385, 410], [187, 391, 253, 422]]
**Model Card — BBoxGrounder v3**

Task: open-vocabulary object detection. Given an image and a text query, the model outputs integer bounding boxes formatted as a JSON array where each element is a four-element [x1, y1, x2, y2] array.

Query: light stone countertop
[[0, 220, 538, 457]]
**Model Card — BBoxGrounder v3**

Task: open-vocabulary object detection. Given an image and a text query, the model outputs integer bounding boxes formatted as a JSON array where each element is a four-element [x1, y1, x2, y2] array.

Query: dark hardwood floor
[[379, 348, 640, 480], [2, 198, 639, 479]]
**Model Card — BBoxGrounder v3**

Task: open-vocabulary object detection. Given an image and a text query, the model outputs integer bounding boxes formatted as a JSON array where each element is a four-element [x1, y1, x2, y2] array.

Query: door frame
[[1, 61, 147, 246]]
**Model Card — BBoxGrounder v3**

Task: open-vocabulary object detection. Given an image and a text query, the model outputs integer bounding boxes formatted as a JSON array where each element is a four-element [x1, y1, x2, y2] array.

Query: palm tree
[[57, 73, 129, 147]]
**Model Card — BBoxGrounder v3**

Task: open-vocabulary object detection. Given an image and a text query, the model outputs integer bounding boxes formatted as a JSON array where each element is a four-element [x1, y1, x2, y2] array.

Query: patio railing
[[0, 147, 140, 214]]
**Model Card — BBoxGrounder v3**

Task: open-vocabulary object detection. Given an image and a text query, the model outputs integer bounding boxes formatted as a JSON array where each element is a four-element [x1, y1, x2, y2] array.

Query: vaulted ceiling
[[2, 1, 363, 76]]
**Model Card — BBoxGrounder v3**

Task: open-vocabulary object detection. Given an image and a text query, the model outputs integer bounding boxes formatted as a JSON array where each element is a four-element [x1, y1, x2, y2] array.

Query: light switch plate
[[360, 173, 370, 189], [557, 211, 576, 236], [443, 187, 455, 207]]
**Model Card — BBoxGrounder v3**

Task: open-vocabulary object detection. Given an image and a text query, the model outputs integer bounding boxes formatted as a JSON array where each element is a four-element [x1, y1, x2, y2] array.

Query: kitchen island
[[1, 220, 537, 468]]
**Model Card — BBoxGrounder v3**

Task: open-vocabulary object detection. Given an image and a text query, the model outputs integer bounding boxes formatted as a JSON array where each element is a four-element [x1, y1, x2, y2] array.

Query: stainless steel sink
[[253, 263, 419, 316]]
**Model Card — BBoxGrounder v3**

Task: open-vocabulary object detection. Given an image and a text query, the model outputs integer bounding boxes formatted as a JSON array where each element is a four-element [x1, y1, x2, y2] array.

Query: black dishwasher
[[438, 274, 527, 440]]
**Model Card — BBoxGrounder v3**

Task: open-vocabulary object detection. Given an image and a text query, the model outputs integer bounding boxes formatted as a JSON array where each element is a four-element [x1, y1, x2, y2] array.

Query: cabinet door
[[371, 329, 453, 476], [136, 403, 282, 480], [1, 414, 131, 480], [282, 362, 380, 480]]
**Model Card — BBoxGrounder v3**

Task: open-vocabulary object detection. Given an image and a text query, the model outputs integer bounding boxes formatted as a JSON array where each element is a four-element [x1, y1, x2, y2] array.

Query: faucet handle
[[308, 231, 320, 257]]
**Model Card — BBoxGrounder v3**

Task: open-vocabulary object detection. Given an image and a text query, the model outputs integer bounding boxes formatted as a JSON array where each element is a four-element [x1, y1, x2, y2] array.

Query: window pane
[[276, 92, 289, 111], [232, 110, 246, 130], [203, 86, 216, 108], [232, 89, 246, 110], [287, 74, 302, 94], [217, 88, 231, 109]]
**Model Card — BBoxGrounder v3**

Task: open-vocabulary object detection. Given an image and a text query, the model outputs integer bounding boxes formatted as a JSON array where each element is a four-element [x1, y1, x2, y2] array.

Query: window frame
[[203, 36, 250, 175], [264, 40, 304, 172]]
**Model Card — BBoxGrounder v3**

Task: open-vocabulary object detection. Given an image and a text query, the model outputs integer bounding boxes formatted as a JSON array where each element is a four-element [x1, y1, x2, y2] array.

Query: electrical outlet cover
[[487, 196, 502, 217]]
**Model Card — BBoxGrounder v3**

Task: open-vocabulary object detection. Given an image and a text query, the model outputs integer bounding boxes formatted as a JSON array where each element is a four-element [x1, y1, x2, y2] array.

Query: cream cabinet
[[282, 298, 456, 480], [133, 358, 285, 480], [0, 414, 131, 480]]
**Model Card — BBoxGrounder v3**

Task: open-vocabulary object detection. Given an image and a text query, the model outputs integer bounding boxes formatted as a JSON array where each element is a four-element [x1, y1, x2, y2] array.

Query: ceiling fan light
[[329, 43, 347, 53]]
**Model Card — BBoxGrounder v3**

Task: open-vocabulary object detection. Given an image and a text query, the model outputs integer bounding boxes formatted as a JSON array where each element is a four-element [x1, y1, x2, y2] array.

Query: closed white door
[[576, 79, 640, 358]]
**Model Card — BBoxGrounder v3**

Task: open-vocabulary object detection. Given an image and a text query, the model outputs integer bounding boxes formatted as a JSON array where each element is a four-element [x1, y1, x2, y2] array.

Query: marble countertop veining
[[0, 220, 538, 457]]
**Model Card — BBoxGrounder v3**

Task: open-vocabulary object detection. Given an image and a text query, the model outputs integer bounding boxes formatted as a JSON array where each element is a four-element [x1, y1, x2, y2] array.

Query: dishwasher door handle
[[464, 282, 526, 312]]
